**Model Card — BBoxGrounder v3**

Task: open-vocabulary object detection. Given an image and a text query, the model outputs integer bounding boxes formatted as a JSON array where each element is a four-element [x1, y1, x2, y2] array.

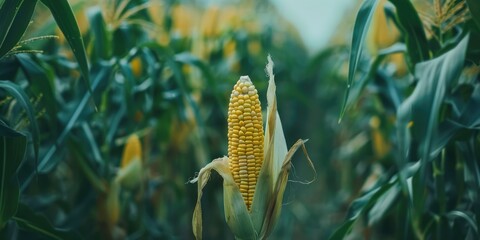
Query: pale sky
[[272, 0, 354, 53]]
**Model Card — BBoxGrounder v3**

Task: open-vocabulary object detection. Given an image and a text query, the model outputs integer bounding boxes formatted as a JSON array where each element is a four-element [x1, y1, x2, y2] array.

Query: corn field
[[1, 0, 480, 239]]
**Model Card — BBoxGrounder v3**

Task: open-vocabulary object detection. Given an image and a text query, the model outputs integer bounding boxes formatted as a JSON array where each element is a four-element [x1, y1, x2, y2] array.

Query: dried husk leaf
[[260, 139, 313, 238], [250, 55, 282, 233], [191, 157, 255, 240], [252, 56, 314, 239]]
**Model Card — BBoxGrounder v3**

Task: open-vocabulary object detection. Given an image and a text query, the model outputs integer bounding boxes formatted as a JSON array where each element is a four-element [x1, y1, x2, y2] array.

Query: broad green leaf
[[68, 137, 106, 193], [0, 0, 37, 58], [457, 84, 480, 128], [36, 65, 112, 173], [330, 162, 419, 240], [432, 85, 480, 157], [456, 138, 480, 191], [12, 65, 112, 192], [13, 203, 80, 240], [329, 180, 396, 240], [466, 0, 480, 30], [446, 211, 479, 237], [40, 0, 91, 91], [118, 58, 135, 118], [368, 183, 400, 225], [0, 80, 39, 163], [345, 43, 406, 110], [87, 6, 111, 60], [397, 35, 468, 174], [339, 0, 380, 122], [389, 0, 430, 68], [0, 0, 23, 50], [397, 36, 469, 218], [0, 122, 27, 230], [16, 54, 57, 132]]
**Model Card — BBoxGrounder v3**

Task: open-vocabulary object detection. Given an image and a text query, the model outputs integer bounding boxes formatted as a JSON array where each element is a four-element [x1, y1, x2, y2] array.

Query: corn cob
[[120, 134, 142, 168], [191, 57, 314, 240], [227, 76, 264, 211]]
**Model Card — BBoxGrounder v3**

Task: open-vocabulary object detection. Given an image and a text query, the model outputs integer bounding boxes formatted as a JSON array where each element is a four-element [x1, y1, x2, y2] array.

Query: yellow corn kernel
[[227, 76, 264, 210]]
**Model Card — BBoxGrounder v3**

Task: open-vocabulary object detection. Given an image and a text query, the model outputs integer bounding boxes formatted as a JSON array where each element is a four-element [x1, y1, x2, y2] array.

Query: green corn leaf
[[0, 0, 37, 58], [396, 35, 469, 217], [329, 180, 396, 240], [0, 0, 23, 50], [13, 203, 80, 240], [389, 0, 430, 68], [466, 0, 480, 30], [339, 0, 380, 123], [40, 0, 91, 91], [431, 84, 480, 158], [87, 6, 111, 60], [397, 35, 469, 181], [446, 210, 479, 238], [16, 54, 57, 133], [345, 43, 406, 114], [36, 65, 112, 173], [19, 65, 112, 193], [0, 122, 27, 230], [0, 80, 39, 163]]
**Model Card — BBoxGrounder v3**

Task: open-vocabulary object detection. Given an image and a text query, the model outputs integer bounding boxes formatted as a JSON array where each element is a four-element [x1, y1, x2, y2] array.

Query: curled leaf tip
[[188, 173, 200, 184], [266, 54, 274, 80]]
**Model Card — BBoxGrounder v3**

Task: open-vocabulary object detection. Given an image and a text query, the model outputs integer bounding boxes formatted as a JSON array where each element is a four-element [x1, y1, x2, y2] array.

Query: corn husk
[[191, 56, 315, 240]]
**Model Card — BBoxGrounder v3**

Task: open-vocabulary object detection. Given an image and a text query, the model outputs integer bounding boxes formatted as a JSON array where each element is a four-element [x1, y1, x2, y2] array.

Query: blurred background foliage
[[0, 0, 479, 239]]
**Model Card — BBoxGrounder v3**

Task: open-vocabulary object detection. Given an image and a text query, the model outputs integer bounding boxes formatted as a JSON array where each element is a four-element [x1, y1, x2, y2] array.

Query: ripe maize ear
[[191, 56, 315, 240], [227, 76, 264, 211], [120, 134, 142, 168], [116, 134, 143, 189]]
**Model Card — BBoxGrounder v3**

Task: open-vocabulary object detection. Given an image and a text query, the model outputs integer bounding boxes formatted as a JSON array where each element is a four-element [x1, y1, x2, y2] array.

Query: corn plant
[[1, 0, 90, 238], [331, 0, 480, 239], [191, 57, 315, 240], [1, 0, 317, 239]]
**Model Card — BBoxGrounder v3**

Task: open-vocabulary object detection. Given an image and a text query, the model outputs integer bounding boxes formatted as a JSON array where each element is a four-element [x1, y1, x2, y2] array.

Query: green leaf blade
[[339, 0, 380, 122], [397, 35, 469, 181], [40, 0, 91, 90], [16, 54, 57, 132], [0, 0, 37, 58], [0, 80, 39, 163], [0, 122, 27, 229], [328, 180, 396, 240], [466, 0, 480, 29], [0, 0, 23, 50], [389, 0, 430, 67], [13, 203, 80, 240]]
